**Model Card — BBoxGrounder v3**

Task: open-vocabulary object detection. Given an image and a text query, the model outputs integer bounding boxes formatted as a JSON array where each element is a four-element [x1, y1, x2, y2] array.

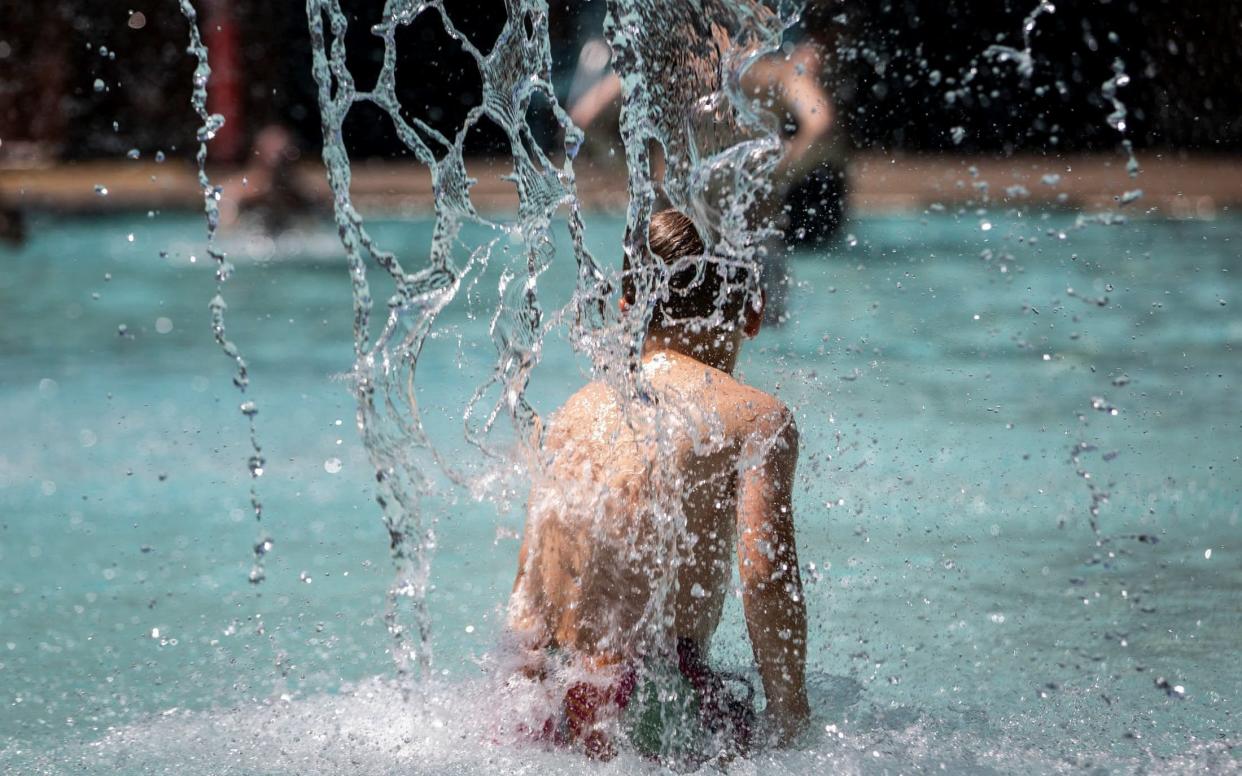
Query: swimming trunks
[[539, 638, 755, 764]]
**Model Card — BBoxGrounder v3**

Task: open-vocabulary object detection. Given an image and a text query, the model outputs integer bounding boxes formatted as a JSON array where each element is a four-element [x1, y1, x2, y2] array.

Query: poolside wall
[[2, 154, 1238, 218]]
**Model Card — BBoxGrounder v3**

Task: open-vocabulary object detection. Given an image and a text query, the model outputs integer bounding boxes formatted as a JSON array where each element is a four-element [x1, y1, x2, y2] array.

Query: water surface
[[1, 211, 1238, 773]]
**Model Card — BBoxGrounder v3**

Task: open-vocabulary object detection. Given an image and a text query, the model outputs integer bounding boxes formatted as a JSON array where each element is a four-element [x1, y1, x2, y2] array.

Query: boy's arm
[[736, 409, 810, 745], [511, 530, 531, 595], [778, 45, 834, 181]]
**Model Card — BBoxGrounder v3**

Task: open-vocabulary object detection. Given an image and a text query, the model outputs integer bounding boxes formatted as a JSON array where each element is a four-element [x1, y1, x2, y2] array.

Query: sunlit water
[[1, 211, 1238, 773]]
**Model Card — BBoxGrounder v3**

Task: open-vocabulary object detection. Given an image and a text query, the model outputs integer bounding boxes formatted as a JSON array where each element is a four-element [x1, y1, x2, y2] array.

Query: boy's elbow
[[779, 409, 798, 451]]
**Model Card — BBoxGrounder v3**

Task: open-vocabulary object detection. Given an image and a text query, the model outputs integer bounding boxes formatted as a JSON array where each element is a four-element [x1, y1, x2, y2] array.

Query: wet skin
[[508, 314, 810, 744]]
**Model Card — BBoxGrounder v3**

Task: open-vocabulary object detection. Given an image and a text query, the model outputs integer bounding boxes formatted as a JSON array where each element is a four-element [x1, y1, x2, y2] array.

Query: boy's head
[[623, 209, 761, 336]]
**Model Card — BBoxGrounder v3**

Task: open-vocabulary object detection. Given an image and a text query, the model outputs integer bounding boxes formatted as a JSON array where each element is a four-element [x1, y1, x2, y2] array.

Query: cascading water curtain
[[305, 0, 612, 685], [304, 0, 800, 688], [603, 0, 799, 394]]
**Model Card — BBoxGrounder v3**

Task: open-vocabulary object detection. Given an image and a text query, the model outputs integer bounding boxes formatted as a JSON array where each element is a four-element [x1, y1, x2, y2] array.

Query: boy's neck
[[642, 328, 742, 374]]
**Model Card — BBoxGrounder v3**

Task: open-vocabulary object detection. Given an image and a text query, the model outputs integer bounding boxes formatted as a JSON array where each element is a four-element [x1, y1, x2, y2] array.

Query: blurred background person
[[564, 6, 848, 322], [0, 197, 26, 247], [221, 123, 317, 232], [566, 18, 849, 248]]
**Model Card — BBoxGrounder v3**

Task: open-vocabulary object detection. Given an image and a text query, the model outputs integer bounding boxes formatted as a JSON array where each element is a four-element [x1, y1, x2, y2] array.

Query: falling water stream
[[177, 0, 271, 586], [302, 0, 798, 698]]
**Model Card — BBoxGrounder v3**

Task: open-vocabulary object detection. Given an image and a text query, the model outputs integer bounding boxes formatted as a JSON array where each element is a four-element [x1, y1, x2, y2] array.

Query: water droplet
[[93, 78, 106, 93], [324, 457, 343, 474], [126, 148, 141, 160], [1204, 548, 1212, 560], [1090, 396, 1119, 415], [94, 184, 109, 196], [155, 317, 173, 334], [154, 150, 166, 163], [1154, 676, 1186, 698]]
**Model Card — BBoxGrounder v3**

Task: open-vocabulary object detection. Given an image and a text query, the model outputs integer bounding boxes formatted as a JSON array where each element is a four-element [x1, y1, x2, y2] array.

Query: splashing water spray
[[302, 0, 799, 706], [1102, 57, 1142, 182], [305, 0, 615, 686], [181, 0, 1144, 710], [982, 1, 1149, 537], [177, 0, 271, 586], [983, 0, 1056, 80]]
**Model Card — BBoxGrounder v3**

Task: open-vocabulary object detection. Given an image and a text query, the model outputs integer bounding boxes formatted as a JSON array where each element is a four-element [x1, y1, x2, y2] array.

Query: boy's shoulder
[[552, 361, 791, 435], [689, 363, 791, 436], [725, 382, 792, 434]]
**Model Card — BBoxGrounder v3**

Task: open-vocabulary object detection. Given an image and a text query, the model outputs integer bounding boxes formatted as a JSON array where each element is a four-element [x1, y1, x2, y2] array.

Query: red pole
[[202, 0, 245, 163]]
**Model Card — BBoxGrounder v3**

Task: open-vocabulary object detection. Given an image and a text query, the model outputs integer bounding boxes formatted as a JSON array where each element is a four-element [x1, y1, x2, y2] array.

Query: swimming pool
[[1, 210, 1238, 773]]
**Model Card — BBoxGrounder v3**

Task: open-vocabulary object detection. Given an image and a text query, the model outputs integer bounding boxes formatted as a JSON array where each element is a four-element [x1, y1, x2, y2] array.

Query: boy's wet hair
[[624, 209, 751, 330]]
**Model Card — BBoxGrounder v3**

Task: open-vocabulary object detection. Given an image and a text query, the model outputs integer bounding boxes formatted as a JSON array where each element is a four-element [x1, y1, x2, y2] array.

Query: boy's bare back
[[509, 347, 808, 737]]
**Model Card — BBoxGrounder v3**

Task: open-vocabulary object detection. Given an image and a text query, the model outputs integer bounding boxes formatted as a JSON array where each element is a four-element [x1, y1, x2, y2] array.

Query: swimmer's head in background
[[623, 209, 754, 331]]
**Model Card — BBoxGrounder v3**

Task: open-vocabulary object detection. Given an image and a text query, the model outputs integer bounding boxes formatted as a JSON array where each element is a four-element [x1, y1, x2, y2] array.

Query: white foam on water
[[5, 674, 1236, 775]]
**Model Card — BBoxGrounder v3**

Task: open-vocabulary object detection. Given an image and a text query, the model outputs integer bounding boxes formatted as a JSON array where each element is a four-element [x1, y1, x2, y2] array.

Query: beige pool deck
[[1, 152, 1238, 218]]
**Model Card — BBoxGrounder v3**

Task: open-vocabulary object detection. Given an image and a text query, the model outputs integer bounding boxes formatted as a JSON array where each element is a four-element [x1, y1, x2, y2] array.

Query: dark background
[[1, 0, 1239, 162]]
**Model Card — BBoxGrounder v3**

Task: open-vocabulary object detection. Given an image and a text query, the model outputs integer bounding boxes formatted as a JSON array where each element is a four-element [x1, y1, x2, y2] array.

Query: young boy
[[507, 209, 808, 761]]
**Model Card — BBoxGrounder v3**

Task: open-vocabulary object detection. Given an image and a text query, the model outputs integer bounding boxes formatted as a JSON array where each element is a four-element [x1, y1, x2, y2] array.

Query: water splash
[[943, 1, 1056, 126], [982, 3, 1142, 184], [606, 0, 798, 388], [305, 0, 798, 714], [177, 0, 270, 585], [1101, 57, 1141, 178], [306, 0, 614, 685], [983, 0, 1055, 80]]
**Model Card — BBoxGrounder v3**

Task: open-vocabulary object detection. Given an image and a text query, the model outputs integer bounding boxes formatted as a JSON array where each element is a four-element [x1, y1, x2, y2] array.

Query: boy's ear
[[743, 290, 765, 338]]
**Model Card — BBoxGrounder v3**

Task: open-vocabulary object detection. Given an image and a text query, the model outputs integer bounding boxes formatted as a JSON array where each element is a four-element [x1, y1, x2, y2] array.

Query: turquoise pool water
[[0, 211, 1238, 773]]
